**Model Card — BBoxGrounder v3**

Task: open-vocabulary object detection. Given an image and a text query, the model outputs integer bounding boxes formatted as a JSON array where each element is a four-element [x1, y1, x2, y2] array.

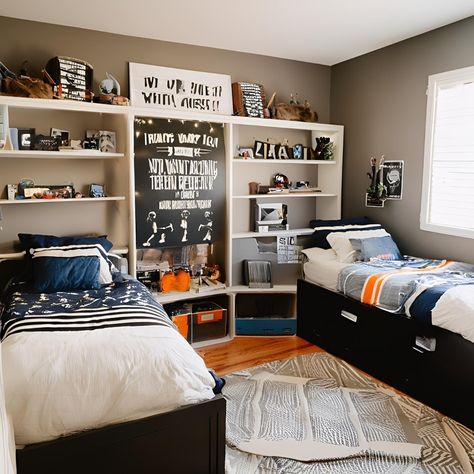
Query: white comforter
[[2, 325, 215, 446]]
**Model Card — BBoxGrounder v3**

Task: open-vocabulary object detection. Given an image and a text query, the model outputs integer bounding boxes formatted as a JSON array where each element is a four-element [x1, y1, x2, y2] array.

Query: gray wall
[[331, 16, 474, 263], [0, 16, 330, 122]]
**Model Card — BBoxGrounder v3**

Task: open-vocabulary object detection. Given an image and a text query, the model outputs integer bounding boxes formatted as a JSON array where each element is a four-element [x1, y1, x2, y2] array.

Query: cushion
[[350, 235, 403, 262], [309, 219, 380, 250], [301, 247, 337, 262], [327, 228, 389, 263], [32, 255, 100, 293], [18, 233, 113, 253], [31, 244, 114, 286]]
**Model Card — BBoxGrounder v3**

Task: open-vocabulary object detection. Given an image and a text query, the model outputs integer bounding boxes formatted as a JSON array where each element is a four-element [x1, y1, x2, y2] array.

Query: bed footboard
[[16, 395, 226, 474]]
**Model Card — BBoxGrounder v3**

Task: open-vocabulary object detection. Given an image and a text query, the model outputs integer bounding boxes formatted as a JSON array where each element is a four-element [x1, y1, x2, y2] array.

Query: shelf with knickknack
[[0, 96, 130, 254], [227, 119, 343, 335]]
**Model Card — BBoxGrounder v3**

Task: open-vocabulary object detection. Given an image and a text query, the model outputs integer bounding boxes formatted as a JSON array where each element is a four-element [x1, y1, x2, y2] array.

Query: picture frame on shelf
[[277, 144, 290, 159], [98, 130, 117, 153], [32, 134, 61, 151], [292, 144, 303, 159], [267, 143, 277, 160], [89, 183, 106, 198], [237, 147, 254, 159], [17, 128, 35, 150], [254, 140, 268, 159], [51, 128, 70, 146]]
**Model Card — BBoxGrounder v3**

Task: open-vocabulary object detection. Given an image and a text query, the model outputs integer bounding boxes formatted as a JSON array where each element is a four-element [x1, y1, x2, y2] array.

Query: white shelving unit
[[227, 119, 343, 336], [0, 97, 130, 253], [0, 95, 343, 345]]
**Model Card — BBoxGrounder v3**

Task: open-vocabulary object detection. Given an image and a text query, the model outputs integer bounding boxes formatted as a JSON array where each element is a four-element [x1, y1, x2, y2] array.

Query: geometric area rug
[[223, 352, 474, 474]]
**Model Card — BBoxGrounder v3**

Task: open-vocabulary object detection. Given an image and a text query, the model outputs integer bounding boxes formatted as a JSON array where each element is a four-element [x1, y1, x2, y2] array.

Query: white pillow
[[326, 229, 389, 263], [301, 247, 337, 262], [32, 244, 113, 284]]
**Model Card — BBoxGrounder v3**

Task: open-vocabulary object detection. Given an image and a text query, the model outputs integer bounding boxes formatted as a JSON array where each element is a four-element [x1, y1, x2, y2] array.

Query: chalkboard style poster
[[134, 117, 225, 249]]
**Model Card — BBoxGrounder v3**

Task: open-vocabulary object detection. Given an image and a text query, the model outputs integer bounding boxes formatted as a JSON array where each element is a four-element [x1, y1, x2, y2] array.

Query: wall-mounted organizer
[[0, 95, 343, 346]]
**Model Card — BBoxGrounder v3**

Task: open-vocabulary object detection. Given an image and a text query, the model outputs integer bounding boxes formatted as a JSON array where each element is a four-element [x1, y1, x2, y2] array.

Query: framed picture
[[98, 130, 116, 153], [84, 129, 100, 150], [17, 128, 35, 150], [89, 183, 106, 198], [254, 140, 268, 159], [256, 202, 288, 224], [292, 144, 303, 159], [382, 160, 404, 199], [51, 128, 70, 146], [32, 135, 61, 151], [237, 147, 254, 159], [243, 259, 272, 288], [267, 143, 277, 160], [277, 144, 290, 160]]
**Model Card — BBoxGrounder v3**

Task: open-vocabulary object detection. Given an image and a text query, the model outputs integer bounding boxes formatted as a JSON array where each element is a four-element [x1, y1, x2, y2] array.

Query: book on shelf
[[267, 187, 290, 194], [255, 223, 290, 233], [289, 187, 321, 193]]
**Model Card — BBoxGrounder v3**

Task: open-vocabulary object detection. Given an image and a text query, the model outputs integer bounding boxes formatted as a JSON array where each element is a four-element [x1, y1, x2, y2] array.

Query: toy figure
[[143, 211, 174, 246], [198, 211, 213, 241]]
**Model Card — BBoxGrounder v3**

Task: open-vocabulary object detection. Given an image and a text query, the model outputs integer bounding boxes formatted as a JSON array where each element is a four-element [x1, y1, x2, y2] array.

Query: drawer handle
[[341, 310, 357, 323], [415, 336, 436, 352], [412, 346, 424, 354]]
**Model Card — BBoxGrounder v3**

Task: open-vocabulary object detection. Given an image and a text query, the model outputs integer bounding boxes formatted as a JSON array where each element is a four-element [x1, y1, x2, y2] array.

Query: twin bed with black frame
[[296, 217, 474, 430], [0, 235, 226, 474]]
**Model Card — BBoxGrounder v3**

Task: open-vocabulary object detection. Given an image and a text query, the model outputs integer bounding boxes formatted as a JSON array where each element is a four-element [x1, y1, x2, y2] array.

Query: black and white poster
[[382, 160, 404, 199], [134, 117, 225, 248]]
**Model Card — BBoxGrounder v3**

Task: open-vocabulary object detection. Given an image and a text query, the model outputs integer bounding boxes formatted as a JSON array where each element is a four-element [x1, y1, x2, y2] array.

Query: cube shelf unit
[[0, 96, 343, 346]]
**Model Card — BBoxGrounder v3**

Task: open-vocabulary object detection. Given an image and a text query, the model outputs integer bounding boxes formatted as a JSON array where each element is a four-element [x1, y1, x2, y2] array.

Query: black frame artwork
[[17, 128, 35, 150]]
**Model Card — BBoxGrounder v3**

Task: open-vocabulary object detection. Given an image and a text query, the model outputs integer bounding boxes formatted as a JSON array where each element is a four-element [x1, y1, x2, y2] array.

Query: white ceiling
[[2, 0, 474, 65]]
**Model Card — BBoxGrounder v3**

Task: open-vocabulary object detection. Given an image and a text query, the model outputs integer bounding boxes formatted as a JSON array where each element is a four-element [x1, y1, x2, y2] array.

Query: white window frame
[[421, 65, 474, 239]]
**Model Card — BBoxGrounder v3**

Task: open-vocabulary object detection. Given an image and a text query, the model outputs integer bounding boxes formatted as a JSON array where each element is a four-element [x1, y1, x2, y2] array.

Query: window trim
[[420, 65, 474, 240]]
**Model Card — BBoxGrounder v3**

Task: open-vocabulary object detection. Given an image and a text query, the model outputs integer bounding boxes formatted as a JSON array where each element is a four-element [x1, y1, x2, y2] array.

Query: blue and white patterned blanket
[[337, 258, 474, 342], [1, 278, 174, 341]]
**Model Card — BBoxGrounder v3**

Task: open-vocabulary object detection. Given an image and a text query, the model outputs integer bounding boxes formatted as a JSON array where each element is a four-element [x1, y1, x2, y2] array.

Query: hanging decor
[[129, 63, 232, 115], [365, 155, 387, 208], [134, 117, 226, 248], [382, 160, 404, 199]]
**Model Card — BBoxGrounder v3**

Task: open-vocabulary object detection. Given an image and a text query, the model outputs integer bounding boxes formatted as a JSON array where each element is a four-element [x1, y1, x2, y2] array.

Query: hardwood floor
[[197, 335, 323, 376]]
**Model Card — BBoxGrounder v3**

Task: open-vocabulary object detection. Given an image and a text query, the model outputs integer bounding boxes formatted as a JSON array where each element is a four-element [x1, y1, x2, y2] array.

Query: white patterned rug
[[223, 352, 474, 474]]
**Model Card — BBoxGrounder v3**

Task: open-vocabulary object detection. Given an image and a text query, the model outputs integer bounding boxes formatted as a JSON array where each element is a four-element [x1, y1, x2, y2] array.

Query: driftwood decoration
[[267, 93, 318, 122], [1, 76, 53, 99]]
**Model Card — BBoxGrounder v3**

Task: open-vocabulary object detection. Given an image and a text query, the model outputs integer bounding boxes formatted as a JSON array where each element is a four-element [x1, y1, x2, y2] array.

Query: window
[[421, 65, 474, 239]]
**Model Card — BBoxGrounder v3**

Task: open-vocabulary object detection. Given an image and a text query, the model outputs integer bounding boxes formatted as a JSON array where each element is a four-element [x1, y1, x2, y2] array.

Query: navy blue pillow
[[309, 216, 371, 229], [308, 217, 381, 249], [32, 255, 101, 293], [18, 233, 113, 253]]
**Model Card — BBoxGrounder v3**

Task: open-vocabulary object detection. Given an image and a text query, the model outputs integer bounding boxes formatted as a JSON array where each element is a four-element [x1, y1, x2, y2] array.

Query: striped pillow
[[31, 244, 114, 286]]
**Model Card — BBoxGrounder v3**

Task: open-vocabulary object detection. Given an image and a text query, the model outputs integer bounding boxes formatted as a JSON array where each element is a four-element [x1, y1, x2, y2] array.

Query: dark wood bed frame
[[16, 396, 226, 474], [0, 260, 226, 474], [297, 278, 474, 430]]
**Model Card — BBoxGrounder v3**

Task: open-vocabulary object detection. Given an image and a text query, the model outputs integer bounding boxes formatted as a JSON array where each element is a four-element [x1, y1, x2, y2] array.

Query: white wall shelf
[[233, 159, 336, 165], [153, 288, 229, 305], [0, 151, 124, 160], [233, 193, 337, 199], [233, 228, 313, 239], [229, 285, 297, 294], [0, 197, 125, 205]]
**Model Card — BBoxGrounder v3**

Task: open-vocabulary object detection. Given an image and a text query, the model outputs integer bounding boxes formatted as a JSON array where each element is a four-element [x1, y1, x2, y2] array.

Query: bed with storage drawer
[[296, 218, 474, 430], [0, 233, 225, 474]]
